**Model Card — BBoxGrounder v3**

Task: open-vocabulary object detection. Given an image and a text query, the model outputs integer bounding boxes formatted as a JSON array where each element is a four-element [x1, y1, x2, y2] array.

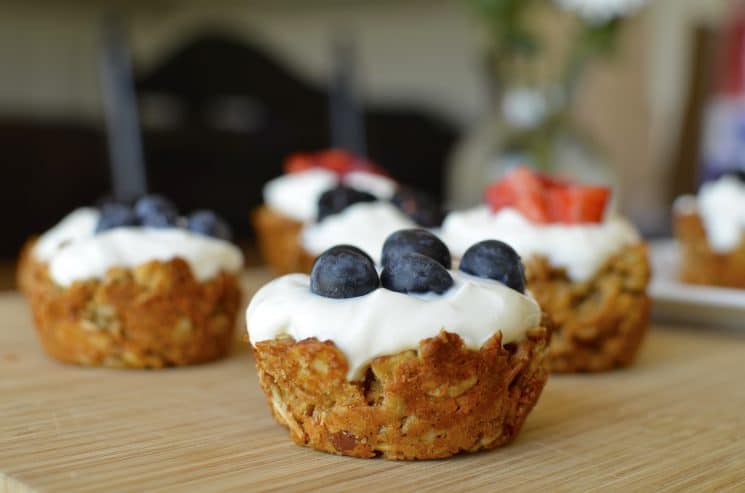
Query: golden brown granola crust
[[21, 248, 242, 368], [674, 211, 745, 288], [253, 327, 549, 460], [17, 238, 40, 295], [251, 205, 305, 275], [525, 243, 650, 373]]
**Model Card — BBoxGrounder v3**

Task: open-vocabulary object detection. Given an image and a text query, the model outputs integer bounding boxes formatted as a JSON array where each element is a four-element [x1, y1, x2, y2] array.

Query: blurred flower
[[501, 88, 549, 129], [553, 0, 647, 24]]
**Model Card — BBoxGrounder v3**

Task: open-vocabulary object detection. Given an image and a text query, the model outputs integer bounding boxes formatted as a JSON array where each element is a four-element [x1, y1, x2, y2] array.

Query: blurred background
[[0, 0, 741, 286]]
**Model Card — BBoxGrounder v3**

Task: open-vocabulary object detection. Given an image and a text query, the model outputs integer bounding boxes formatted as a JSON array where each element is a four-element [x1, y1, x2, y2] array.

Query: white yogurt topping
[[33, 208, 243, 286], [246, 271, 541, 380], [695, 175, 745, 252], [263, 168, 338, 223], [342, 171, 397, 200], [441, 206, 639, 282], [48, 228, 243, 286], [300, 201, 416, 264], [32, 208, 100, 262], [262, 168, 397, 223]]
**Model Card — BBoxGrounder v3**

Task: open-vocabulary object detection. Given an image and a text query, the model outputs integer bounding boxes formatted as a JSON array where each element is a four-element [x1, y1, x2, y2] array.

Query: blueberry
[[459, 240, 526, 293], [317, 185, 377, 222], [310, 245, 380, 299], [187, 210, 232, 240], [95, 203, 140, 232], [134, 194, 178, 221], [381, 252, 453, 295], [391, 187, 446, 228], [332, 244, 376, 266], [381, 229, 451, 269], [141, 212, 178, 229]]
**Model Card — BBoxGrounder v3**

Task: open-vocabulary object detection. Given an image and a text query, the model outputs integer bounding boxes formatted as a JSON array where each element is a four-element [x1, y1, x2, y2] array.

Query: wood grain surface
[[2, 269, 745, 492]]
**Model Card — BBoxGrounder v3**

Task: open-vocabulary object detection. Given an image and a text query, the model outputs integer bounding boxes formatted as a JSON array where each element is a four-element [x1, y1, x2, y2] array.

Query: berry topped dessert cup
[[253, 149, 395, 274], [442, 166, 650, 373], [18, 196, 243, 368], [673, 172, 745, 288], [252, 149, 445, 274], [247, 229, 549, 460]]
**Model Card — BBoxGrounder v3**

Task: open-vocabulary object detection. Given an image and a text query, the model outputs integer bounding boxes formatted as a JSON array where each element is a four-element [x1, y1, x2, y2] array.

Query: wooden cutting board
[[2, 269, 745, 492]]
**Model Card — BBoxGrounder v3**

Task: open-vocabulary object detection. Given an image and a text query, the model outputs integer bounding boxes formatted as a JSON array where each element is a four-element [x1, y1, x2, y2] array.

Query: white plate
[[649, 239, 745, 330]]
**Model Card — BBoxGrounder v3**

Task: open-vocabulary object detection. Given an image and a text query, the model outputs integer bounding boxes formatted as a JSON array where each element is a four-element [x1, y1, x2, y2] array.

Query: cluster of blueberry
[[95, 195, 233, 241], [310, 229, 525, 299], [317, 186, 445, 228]]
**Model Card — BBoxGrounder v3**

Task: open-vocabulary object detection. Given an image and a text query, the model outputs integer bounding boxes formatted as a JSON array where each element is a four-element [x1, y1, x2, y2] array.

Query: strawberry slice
[[284, 152, 317, 174], [484, 166, 610, 224], [547, 185, 610, 224], [283, 149, 387, 176], [484, 179, 514, 211], [485, 167, 550, 223], [317, 149, 358, 175], [535, 171, 570, 190]]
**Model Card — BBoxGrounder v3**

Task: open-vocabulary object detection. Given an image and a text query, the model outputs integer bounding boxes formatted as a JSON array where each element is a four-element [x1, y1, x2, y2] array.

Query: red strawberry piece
[[547, 185, 610, 224], [318, 149, 358, 175], [485, 166, 550, 223], [484, 165, 610, 224], [283, 152, 317, 174], [283, 149, 388, 176], [535, 171, 569, 190]]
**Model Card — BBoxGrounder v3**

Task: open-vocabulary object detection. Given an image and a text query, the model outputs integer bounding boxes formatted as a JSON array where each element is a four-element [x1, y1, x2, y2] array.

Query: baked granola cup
[[251, 205, 305, 275], [17, 238, 41, 295], [23, 251, 242, 368], [674, 210, 745, 288], [253, 326, 549, 460], [525, 243, 650, 373]]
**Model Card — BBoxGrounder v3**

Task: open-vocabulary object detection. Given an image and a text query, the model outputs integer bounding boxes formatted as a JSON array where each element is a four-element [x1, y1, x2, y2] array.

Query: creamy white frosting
[[262, 168, 397, 223], [694, 175, 745, 252], [263, 168, 338, 222], [441, 206, 640, 282], [246, 271, 541, 380], [33, 208, 243, 286], [343, 171, 397, 200], [300, 201, 416, 264], [48, 228, 243, 286], [32, 208, 100, 262]]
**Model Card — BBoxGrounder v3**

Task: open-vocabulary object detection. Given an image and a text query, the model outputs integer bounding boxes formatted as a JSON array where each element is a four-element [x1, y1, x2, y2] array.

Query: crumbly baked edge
[[251, 205, 305, 275], [674, 211, 745, 289], [20, 243, 243, 368], [252, 327, 549, 460], [525, 243, 650, 373]]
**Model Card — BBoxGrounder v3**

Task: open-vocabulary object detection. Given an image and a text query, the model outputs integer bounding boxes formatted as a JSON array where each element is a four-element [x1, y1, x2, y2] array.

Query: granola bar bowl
[[673, 174, 745, 289], [247, 233, 550, 460], [19, 200, 244, 368], [525, 244, 650, 372], [441, 166, 651, 373], [253, 149, 398, 275]]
